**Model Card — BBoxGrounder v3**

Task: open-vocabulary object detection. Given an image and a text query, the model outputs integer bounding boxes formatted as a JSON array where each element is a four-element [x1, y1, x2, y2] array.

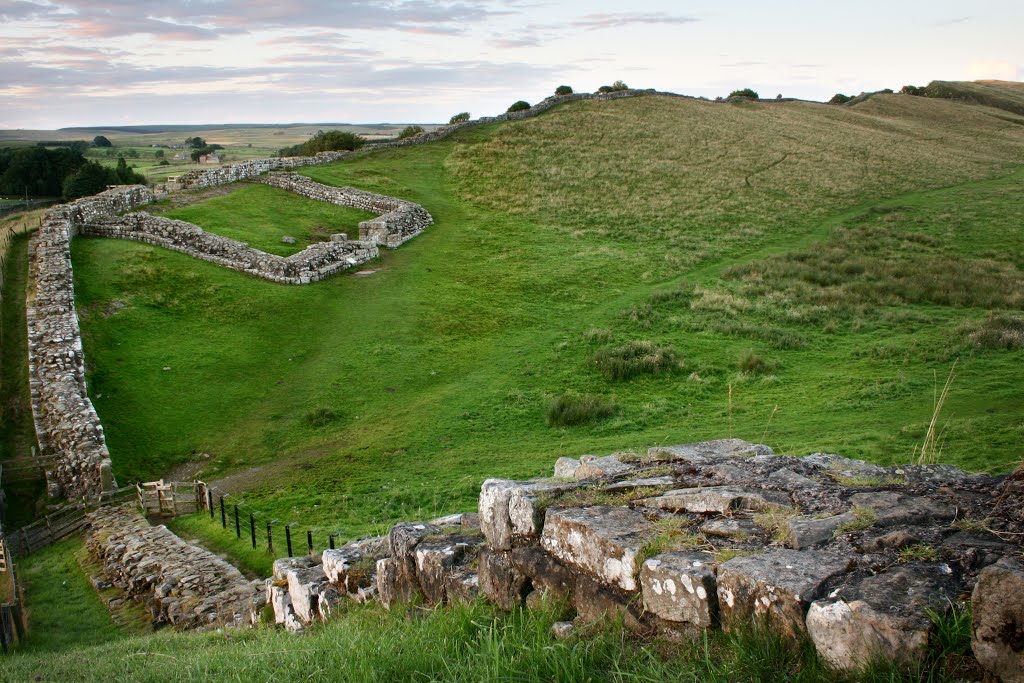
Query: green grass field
[[62, 92, 1024, 544]]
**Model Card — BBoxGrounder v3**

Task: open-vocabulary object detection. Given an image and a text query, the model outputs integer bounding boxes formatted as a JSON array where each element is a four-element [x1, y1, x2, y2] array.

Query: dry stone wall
[[28, 178, 431, 497], [27, 186, 155, 498], [265, 438, 1023, 680], [258, 173, 432, 248], [85, 505, 265, 629]]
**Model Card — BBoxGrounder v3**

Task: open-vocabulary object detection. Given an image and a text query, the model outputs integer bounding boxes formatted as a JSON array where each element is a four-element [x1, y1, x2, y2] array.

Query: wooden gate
[[136, 480, 200, 516]]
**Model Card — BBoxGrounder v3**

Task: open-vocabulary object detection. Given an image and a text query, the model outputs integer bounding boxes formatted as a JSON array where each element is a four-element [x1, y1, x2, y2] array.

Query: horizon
[[2, 0, 1022, 130]]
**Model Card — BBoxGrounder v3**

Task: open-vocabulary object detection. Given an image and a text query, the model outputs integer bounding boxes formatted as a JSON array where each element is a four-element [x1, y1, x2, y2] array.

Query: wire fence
[[0, 209, 42, 344], [195, 481, 356, 559]]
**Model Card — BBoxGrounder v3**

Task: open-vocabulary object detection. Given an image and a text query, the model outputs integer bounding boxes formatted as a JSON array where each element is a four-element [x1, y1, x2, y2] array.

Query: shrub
[[506, 100, 531, 113], [736, 348, 773, 375], [967, 313, 1024, 349], [545, 394, 617, 427], [597, 80, 629, 94], [728, 88, 759, 99], [398, 125, 425, 140], [593, 341, 680, 381], [304, 407, 340, 427], [449, 112, 470, 124], [900, 85, 927, 96], [92, 135, 112, 148], [829, 93, 852, 104], [554, 85, 573, 96]]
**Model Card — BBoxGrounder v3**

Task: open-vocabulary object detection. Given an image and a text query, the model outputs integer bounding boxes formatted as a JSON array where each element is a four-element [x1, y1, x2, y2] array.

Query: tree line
[[0, 146, 146, 201]]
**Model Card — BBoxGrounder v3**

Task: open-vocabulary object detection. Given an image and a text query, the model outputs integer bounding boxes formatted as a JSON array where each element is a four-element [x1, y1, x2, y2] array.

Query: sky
[[1, 0, 1022, 129]]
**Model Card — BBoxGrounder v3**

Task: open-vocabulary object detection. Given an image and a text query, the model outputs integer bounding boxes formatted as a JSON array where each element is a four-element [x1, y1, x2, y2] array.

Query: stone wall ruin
[[27, 177, 431, 497]]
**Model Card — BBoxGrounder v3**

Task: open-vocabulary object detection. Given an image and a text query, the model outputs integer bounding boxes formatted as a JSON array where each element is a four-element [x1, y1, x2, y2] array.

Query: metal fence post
[[285, 525, 293, 557], [219, 496, 226, 529], [234, 504, 241, 539], [250, 514, 256, 550]]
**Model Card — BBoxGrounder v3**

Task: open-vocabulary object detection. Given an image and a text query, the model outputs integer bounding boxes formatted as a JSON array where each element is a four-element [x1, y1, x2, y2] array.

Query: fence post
[[266, 522, 273, 554], [306, 530, 313, 556], [207, 488, 214, 520], [285, 525, 292, 557], [329, 533, 336, 550], [219, 496, 226, 530], [234, 504, 240, 539], [250, 513, 256, 550]]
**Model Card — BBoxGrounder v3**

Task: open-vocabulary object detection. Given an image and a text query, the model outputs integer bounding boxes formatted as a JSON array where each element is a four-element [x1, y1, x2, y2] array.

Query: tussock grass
[[592, 340, 681, 381], [835, 507, 878, 535], [898, 544, 941, 562], [545, 393, 618, 427], [966, 313, 1024, 349]]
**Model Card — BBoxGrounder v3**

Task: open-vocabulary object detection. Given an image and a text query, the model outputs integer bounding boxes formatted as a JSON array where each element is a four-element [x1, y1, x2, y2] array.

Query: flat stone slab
[[647, 439, 773, 465], [575, 454, 633, 480], [640, 551, 717, 627], [603, 476, 674, 492], [541, 505, 654, 592], [636, 486, 791, 514], [807, 565, 957, 671], [701, 517, 759, 540], [786, 512, 855, 549], [848, 491, 955, 526], [717, 550, 854, 636]]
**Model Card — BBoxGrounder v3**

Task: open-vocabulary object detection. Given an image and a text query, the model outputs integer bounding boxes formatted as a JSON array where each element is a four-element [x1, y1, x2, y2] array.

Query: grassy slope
[[66, 93, 1024, 541], [160, 184, 377, 256]]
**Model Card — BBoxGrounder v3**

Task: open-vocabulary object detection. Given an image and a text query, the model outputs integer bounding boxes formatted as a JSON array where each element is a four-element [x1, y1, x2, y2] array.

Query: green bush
[[900, 85, 927, 96], [506, 100, 531, 113], [729, 88, 759, 99], [598, 80, 629, 94], [555, 85, 573, 96], [398, 125, 425, 140], [449, 112, 470, 124], [829, 93, 852, 104], [545, 394, 617, 427], [278, 130, 364, 157], [593, 341, 680, 381]]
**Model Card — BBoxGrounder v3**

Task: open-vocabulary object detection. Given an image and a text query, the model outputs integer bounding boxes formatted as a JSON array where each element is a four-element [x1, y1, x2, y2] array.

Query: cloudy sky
[[1, 0, 1022, 129]]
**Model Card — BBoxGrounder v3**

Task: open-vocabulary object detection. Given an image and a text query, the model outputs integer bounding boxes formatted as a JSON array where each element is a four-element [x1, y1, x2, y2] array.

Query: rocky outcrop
[[85, 505, 264, 629], [265, 438, 1021, 680]]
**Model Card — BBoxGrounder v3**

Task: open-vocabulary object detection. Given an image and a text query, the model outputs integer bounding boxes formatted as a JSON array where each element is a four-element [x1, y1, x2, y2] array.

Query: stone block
[[414, 535, 481, 606], [575, 455, 633, 480], [540, 506, 654, 592], [807, 565, 956, 671], [848, 491, 955, 526], [786, 512, 855, 549], [640, 552, 717, 628], [478, 549, 530, 610], [574, 574, 644, 632], [647, 439, 772, 466], [716, 550, 854, 637], [510, 546, 576, 599], [388, 521, 440, 576], [446, 569, 480, 605], [972, 557, 1024, 683], [554, 457, 581, 479]]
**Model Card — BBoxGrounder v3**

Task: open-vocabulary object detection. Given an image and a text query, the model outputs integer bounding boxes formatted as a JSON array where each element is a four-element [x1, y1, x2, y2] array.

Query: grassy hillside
[[925, 79, 1024, 116], [65, 92, 1024, 540]]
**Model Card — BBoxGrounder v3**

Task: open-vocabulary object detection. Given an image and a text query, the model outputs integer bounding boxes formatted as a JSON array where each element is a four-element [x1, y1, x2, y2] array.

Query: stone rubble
[[85, 505, 265, 630]]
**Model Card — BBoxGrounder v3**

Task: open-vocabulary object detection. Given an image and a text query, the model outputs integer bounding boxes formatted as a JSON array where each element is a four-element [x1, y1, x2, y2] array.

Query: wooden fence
[[135, 480, 201, 517], [4, 486, 136, 557], [0, 532, 26, 652]]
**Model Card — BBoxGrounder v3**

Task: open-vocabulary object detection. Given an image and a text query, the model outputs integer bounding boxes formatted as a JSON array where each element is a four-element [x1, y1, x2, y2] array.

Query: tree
[[728, 88, 759, 99], [92, 135, 112, 148], [398, 125, 425, 140], [62, 161, 111, 200], [449, 112, 470, 124], [154, 150, 165, 159], [829, 93, 852, 104], [277, 130, 365, 157], [0, 146, 87, 197], [184, 136, 207, 148], [900, 85, 926, 96], [506, 100, 531, 113], [555, 85, 573, 96]]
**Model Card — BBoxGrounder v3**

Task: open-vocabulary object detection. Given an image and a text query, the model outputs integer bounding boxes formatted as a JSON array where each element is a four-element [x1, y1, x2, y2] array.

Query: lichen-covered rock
[[554, 457, 581, 479], [807, 565, 956, 670], [479, 479, 518, 550], [636, 486, 791, 515], [375, 557, 413, 609], [575, 455, 633, 480], [480, 479, 578, 550], [415, 535, 481, 605], [446, 569, 480, 604], [640, 552, 717, 628], [847, 491, 955, 526], [972, 557, 1024, 683], [574, 574, 645, 632], [648, 439, 773, 465], [388, 522, 440, 577], [716, 550, 853, 637], [786, 512, 856, 549], [701, 517, 758, 540], [540, 506, 653, 592]]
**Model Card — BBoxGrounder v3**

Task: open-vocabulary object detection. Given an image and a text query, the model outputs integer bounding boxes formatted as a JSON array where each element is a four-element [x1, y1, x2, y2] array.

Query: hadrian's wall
[[27, 178, 432, 497], [175, 89, 666, 191], [27, 186, 155, 498]]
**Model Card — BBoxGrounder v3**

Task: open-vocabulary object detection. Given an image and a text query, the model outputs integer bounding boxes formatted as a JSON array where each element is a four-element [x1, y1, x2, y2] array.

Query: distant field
[[61, 91, 1024, 538]]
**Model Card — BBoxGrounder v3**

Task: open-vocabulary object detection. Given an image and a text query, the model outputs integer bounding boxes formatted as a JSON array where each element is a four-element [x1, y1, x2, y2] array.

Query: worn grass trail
[[64, 95, 1024, 539]]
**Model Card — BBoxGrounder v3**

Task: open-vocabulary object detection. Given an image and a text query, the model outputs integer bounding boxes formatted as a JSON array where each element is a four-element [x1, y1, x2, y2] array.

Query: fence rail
[[0, 531, 25, 652], [4, 486, 136, 557]]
